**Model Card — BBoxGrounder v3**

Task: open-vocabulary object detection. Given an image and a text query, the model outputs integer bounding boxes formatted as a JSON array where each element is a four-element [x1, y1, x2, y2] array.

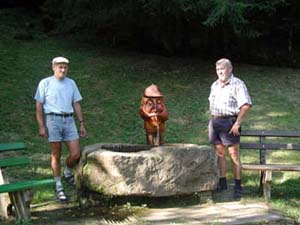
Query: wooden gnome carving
[[139, 84, 169, 146]]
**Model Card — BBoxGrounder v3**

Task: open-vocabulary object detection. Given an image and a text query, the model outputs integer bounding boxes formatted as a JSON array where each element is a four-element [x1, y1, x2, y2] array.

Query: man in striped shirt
[[208, 58, 252, 199]]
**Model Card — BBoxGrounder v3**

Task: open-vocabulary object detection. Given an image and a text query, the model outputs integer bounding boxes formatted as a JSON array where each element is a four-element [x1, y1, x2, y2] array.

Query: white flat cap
[[52, 56, 69, 65]]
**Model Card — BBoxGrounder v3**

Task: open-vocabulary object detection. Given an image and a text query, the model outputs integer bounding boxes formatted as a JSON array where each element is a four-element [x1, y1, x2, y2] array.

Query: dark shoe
[[234, 186, 242, 199], [216, 179, 228, 192], [56, 189, 67, 202], [64, 174, 75, 186]]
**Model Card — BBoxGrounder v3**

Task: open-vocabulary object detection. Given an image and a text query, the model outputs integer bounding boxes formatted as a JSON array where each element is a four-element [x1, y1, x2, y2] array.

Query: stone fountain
[[75, 85, 218, 203], [75, 143, 218, 198]]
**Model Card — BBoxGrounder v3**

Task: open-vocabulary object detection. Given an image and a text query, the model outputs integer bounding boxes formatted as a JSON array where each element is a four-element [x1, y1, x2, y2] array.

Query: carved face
[[143, 97, 165, 113]]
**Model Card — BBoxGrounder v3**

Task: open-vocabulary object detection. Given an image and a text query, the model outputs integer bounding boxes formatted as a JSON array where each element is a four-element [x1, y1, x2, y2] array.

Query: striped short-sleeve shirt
[[208, 74, 252, 116]]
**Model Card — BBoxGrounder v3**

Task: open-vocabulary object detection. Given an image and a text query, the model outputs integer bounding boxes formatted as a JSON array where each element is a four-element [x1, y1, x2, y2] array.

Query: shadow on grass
[[271, 178, 300, 200], [241, 171, 300, 200]]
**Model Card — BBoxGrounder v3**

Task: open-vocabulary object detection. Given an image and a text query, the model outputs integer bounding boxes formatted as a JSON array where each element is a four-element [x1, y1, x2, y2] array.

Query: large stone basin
[[76, 143, 218, 197]]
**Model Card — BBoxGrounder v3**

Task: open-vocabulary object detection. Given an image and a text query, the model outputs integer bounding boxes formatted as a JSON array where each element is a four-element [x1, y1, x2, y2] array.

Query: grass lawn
[[1, 8, 300, 224]]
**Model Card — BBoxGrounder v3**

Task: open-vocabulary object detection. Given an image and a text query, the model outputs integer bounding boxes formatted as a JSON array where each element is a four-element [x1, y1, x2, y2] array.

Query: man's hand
[[229, 122, 240, 136], [229, 103, 251, 136], [79, 123, 87, 137], [39, 126, 48, 138]]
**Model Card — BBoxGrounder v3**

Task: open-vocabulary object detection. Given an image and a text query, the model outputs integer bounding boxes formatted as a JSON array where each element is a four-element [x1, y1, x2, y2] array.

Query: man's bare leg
[[50, 142, 67, 201], [215, 144, 228, 191], [228, 144, 242, 198], [63, 140, 81, 185]]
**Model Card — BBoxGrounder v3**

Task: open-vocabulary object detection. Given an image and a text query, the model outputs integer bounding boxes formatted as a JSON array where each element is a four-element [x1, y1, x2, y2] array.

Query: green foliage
[[203, 0, 286, 38], [204, 0, 249, 27], [39, 0, 298, 62], [40, 0, 209, 55]]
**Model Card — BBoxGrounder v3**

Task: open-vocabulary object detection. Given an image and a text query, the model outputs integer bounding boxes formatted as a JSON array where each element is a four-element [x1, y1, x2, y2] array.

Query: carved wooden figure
[[139, 84, 168, 145]]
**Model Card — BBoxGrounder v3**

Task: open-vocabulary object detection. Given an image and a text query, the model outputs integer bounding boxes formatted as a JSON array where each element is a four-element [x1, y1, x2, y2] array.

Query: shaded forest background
[[2, 0, 300, 67]]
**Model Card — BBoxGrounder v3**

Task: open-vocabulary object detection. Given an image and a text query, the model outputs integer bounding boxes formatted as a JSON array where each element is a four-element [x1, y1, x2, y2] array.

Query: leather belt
[[46, 112, 73, 117]]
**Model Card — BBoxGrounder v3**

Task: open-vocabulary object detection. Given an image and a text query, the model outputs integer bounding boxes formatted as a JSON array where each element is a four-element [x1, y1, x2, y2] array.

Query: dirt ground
[[26, 187, 294, 225], [2, 185, 294, 225], [29, 200, 292, 225]]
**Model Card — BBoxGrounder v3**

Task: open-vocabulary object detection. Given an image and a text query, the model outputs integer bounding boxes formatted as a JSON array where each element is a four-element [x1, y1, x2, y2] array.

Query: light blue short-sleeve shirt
[[34, 76, 82, 114]]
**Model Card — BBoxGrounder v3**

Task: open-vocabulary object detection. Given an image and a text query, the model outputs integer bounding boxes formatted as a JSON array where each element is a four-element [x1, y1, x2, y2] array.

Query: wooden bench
[[0, 142, 55, 222], [240, 130, 300, 201]]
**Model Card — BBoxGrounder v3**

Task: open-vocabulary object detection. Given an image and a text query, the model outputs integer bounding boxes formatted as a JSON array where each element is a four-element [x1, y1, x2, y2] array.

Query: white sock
[[54, 176, 63, 191], [63, 165, 73, 178]]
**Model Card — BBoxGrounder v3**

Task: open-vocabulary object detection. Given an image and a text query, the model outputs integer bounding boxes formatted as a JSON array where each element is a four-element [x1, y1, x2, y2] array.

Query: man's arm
[[36, 101, 47, 138], [73, 102, 87, 137], [229, 103, 251, 136]]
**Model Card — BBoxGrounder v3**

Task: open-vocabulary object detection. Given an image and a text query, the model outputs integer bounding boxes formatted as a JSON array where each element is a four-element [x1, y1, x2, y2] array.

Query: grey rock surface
[[76, 143, 218, 196]]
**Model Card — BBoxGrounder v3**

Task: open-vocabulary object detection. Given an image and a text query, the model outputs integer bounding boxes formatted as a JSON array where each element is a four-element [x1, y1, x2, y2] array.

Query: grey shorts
[[208, 117, 240, 146], [45, 115, 79, 142]]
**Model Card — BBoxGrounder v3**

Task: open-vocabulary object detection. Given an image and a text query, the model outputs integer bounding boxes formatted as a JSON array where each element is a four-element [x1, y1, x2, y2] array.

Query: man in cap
[[208, 58, 252, 199], [34, 56, 86, 201], [139, 84, 169, 145]]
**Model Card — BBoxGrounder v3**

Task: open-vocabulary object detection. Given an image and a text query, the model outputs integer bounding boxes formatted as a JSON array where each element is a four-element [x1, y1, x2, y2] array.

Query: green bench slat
[[0, 142, 25, 152], [0, 179, 55, 194], [0, 157, 31, 168]]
